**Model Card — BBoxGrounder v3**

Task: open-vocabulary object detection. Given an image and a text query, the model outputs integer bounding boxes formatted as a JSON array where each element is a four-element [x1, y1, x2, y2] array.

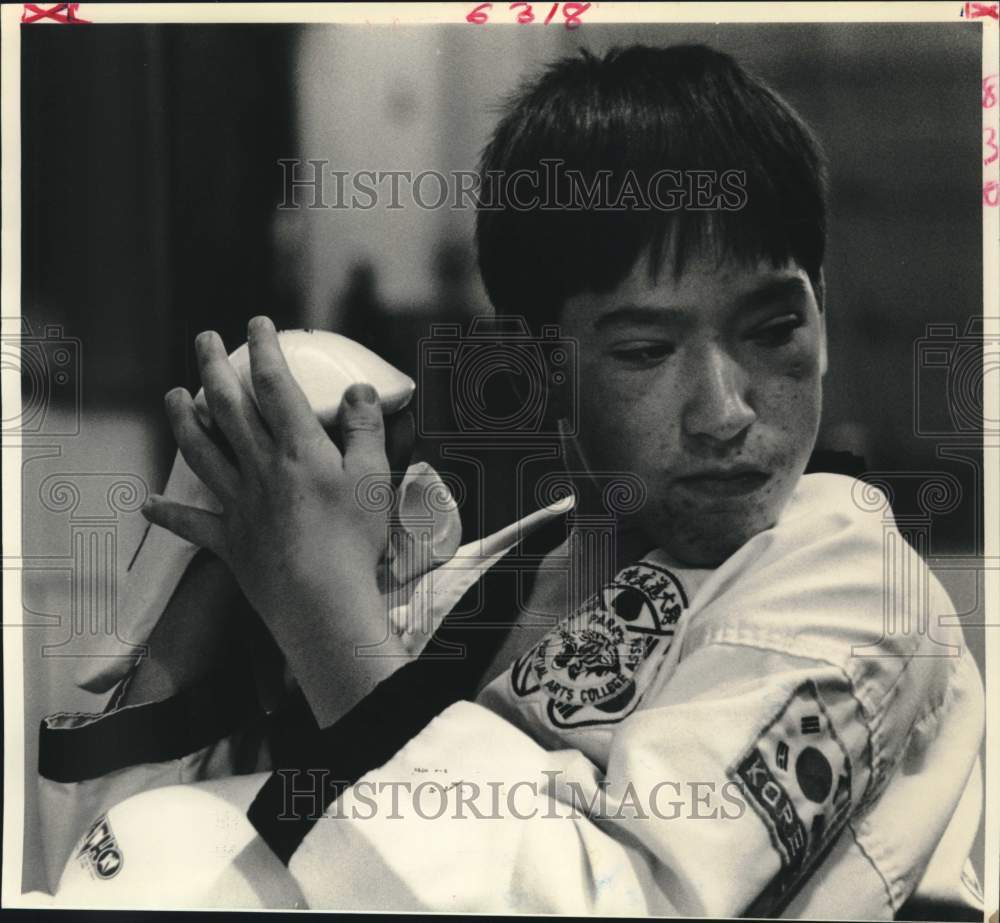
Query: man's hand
[[141, 315, 403, 727]]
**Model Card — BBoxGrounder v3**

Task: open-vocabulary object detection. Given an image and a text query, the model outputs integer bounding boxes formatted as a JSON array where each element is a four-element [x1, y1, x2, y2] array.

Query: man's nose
[[681, 344, 756, 446]]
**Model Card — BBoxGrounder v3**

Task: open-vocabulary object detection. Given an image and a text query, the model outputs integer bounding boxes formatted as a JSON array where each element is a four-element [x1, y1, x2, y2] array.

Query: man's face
[[557, 249, 827, 568]]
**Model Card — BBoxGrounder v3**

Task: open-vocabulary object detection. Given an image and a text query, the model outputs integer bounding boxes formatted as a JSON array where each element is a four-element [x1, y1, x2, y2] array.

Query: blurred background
[[14, 21, 986, 894]]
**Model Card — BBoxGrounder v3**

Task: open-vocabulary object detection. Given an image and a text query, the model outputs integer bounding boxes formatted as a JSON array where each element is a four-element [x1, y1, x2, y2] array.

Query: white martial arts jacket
[[34, 473, 985, 918]]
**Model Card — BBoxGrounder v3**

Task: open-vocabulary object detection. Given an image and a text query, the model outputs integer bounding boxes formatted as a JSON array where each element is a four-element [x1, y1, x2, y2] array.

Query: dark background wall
[[21, 23, 985, 548], [21, 25, 299, 405]]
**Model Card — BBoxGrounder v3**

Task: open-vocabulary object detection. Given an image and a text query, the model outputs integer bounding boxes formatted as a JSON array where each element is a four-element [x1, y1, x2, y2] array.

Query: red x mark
[[964, 1, 999, 18], [21, 3, 90, 24]]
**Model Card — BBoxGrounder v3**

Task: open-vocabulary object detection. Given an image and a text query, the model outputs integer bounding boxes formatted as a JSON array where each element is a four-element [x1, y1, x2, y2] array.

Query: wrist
[[275, 574, 407, 728]]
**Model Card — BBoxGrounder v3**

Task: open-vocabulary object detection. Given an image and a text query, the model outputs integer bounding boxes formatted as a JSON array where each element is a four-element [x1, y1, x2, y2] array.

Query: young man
[[36, 45, 983, 918]]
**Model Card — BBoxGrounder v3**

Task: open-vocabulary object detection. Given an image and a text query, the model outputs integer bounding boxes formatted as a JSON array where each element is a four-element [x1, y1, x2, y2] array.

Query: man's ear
[[815, 268, 828, 377]]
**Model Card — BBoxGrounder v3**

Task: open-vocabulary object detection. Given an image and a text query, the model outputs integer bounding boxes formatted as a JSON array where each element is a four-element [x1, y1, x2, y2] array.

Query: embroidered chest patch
[[510, 561, 688, 728]]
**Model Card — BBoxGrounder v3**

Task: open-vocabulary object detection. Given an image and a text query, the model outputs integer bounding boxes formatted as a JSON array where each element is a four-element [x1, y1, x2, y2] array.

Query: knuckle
[[208, 384, 241, 413], [343, 412, 383, 435], [269, 452, 305, 485], [252, 365, 285, 396]]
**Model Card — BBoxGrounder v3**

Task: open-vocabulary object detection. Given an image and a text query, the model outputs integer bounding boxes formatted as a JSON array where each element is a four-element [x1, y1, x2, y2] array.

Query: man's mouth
[[675, 466, 772, 498]]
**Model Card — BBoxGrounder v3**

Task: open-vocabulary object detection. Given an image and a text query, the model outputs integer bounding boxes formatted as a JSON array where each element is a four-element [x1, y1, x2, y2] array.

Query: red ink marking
[[510, 1, 534, 24], [964, 1, 999, 17], [466, 1, 492, 23], [984, 179, 999, 207], [986, 127, 999, 166], [467, 0, 587, 25], [21, 2, 89, 23], [562, 1, 590, 28], [984, 75, 998, 109]]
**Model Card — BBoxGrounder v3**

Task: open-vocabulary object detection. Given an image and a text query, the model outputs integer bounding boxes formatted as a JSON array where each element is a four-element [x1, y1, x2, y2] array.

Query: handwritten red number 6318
[[984, 74, 997, 109], [466, 2, 492, 24]]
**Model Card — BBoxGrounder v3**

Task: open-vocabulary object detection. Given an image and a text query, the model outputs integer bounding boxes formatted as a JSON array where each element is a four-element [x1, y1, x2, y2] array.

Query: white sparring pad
[[191, 328, 415, 428], [76, 330, 420, 694]]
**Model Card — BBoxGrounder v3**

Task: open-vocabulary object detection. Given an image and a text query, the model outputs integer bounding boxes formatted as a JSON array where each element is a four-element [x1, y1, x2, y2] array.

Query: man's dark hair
[[475, 43, 828, 327]]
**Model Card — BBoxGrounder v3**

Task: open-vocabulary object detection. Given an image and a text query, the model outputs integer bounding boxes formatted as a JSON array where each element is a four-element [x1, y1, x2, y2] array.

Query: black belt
[[247, 511, 568, 865]]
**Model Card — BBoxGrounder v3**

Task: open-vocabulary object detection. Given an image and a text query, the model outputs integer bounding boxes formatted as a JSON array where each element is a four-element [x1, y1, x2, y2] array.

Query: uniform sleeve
[[269, 477, 973, 916], [37, 503, 573, 901], [276, 648, 879, 916], [36, 661, 307, 891]]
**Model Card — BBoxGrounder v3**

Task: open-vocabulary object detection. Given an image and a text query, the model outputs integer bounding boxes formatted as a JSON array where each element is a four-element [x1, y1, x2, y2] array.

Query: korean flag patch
[[730, 680, 853, 915]]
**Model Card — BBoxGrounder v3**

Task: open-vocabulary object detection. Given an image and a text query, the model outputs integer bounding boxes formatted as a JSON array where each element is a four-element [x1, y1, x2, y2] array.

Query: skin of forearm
[[270, 569, 407, 729], [120, 550, 407, 731]]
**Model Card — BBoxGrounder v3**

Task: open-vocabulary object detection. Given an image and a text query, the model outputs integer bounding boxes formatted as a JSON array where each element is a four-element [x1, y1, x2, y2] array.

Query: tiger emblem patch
[[511, 561, 688, 728], [552, 624, 622, 681]]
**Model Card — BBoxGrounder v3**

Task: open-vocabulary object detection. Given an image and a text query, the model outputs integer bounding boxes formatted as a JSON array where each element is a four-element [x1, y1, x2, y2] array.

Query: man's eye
[[609, 343, 675, 365], [751, 314, 805, 347]]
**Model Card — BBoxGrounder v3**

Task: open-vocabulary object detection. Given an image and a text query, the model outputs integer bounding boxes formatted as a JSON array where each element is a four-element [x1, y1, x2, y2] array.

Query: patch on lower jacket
[[731, 681, 853, 914], [510, 562, 687, 728], [76, 814, 124, 880]]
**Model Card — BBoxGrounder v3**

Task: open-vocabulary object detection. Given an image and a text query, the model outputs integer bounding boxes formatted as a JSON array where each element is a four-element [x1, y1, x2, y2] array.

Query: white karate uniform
[[34, 473, 984, 918]]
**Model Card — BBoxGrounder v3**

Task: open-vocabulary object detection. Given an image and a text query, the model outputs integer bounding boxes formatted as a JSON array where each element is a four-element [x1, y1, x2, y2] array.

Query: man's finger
[[246, 316, 327, 448], [165, 388, 239, 505], [141, 495, 226, 557], [341, 383, 389, 475], [195, 330, 270, 466]]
